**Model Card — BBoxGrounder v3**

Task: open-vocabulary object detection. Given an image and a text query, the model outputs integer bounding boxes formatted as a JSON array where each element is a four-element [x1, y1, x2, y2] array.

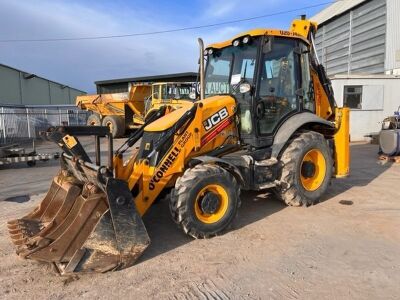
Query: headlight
[[242, 36, 251, 44], [232, 39, 240, 47], [204, 48, 213, 55]]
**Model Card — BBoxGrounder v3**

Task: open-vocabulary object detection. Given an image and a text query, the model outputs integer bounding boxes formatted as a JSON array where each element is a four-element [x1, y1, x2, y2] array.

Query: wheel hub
[[106, 122, 113, 132], [300, 149, 327, 192], [301, 161, 316, 178], [199, 192, 220, 214]]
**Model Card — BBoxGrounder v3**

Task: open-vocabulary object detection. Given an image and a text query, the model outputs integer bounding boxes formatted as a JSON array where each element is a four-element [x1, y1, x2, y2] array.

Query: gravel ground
[[0, 141, 399, 299]]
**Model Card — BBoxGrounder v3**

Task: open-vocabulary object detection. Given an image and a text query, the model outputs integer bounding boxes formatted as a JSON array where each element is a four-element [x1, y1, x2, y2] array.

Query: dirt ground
[[0, 141, 400, 299]]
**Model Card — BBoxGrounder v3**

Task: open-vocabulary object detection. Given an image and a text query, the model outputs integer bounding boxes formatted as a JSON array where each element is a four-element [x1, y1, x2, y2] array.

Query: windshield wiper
[[243, 61, 248, 82]]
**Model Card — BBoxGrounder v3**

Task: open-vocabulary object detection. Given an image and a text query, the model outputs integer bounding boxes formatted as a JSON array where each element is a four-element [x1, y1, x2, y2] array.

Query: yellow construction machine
[[77, 83, 150, 138], [145, 82, 195, 120], [8, 17, 349, 274], [77, 82, 195, 138]]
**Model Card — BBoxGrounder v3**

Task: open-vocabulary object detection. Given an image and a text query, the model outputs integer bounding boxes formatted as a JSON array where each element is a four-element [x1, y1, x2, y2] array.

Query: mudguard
[[190, 155, 245, 186], [271, 112, 334, 158]]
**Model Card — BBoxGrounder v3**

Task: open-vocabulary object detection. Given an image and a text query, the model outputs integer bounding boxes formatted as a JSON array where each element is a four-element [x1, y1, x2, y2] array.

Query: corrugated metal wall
[[315, 0, 387, 76], [0, 64, 86, 105], [385, 0, 400, 72]]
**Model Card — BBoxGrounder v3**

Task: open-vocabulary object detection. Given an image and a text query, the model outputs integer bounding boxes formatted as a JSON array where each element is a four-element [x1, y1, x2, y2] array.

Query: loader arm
[[116, 96, 238, 216]]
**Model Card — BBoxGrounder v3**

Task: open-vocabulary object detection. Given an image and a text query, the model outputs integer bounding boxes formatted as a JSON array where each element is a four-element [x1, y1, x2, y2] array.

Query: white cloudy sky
[[0, 0, 328, 92]]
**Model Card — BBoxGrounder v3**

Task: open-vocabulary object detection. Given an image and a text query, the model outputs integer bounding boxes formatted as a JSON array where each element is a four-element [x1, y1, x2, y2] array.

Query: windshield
[[161, 84, 193, 100], [204, 39, 259, 97]]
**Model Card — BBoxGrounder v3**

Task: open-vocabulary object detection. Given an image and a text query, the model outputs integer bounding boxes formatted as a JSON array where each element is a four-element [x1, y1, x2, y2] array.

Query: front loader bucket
[[7, 172, 150, 275]]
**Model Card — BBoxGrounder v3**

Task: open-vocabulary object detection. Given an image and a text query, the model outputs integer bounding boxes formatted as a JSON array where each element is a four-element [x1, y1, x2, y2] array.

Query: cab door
[[255, 38, 300, 137]]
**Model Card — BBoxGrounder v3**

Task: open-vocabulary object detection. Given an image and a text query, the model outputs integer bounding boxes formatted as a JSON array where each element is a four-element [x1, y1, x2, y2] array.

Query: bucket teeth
[[8, 228, 21, 235], [7, 219, 43, 238], [10, 233, 24, 240], [13, 238, 29, 246], [7, 219, 18, 226], [8, 175, 150, 275], [7, 221, 20, 230]]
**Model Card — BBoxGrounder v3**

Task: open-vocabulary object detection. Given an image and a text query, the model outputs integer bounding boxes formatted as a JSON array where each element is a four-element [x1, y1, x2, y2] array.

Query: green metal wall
[[0, 64, 86, 105]]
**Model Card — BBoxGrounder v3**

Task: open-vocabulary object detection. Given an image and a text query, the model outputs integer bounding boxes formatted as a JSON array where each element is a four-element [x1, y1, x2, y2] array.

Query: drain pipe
[[198, 38, 205, 100]]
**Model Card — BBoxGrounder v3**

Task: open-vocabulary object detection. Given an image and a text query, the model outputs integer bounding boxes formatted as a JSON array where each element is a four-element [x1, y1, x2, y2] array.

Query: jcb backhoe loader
[[8, 17, 349, 274]]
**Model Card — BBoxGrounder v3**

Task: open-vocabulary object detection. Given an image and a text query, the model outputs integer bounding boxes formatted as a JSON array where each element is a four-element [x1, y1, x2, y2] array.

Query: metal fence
[[0, 105, 89, 144]]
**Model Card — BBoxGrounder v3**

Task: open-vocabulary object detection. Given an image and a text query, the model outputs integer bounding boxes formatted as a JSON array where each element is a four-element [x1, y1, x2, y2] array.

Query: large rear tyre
[[87, 114, 101, 126], [170, 164, 240, 239], [275, 131, 333, 206], [102, 115, 125, 138]]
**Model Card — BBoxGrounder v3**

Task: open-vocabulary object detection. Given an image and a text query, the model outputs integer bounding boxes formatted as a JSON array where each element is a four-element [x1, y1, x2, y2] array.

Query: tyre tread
[[170, 164, 241, 239], [276, 131, 332, 207]]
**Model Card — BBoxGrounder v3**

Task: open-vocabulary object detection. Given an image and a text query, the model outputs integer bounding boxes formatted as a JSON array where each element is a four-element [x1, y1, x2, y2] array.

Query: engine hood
[[145, 102, 194, 132], [144, 95, 235, 132]]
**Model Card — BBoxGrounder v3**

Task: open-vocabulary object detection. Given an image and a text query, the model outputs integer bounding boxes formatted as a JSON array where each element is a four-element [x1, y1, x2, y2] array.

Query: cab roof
[[207, 28, 310, 49], [206, 18, 319, 50]]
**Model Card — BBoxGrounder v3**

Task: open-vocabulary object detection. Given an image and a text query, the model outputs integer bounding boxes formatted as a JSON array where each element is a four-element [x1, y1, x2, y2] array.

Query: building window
[[344, 85, 362, 109]]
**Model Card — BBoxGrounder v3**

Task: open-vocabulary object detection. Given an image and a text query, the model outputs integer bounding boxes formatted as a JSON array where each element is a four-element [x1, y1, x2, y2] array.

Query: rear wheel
[[275, 131, 333, 206], [87, 114, 101, 126], [170, 164, 240, 238], [102, 115, 125, 138]]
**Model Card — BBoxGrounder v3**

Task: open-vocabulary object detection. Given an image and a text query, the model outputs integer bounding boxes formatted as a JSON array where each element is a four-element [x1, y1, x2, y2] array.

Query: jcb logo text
[[203, 107, 229, 131]]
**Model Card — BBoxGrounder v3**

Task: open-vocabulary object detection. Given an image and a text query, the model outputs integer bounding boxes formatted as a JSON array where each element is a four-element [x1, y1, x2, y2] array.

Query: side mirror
[[239, 82, 251, 94], [189, 91, 197, 100], [256, 101, 265, 119]]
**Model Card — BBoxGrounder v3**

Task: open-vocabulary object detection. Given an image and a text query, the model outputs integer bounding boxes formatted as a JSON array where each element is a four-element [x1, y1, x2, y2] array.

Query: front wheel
[[170, 164, 240, 239], [275, 131, 333, 206]]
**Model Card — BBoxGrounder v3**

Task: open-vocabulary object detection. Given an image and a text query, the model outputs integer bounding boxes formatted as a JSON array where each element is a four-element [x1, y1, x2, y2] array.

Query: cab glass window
[[152, 85, 160, 99], [300, 43, 314, 112], [257, 38, 299, 135]]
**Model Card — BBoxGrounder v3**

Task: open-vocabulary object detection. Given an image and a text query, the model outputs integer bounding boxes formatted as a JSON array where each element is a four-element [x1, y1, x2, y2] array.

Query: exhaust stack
[[198, 38, 205, 100]]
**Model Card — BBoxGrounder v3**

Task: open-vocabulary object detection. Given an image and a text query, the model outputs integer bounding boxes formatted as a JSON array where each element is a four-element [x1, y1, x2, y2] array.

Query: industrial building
[[0, 63, 88, 143], [95, 72, 198, 94], [312, 0, 400, 141], [0, 63, 86, 105]]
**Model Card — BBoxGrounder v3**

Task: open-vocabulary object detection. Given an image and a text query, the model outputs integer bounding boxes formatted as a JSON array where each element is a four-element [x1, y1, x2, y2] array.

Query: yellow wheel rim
[[194, 184, 229, 224], [300, 149, 327, 192]]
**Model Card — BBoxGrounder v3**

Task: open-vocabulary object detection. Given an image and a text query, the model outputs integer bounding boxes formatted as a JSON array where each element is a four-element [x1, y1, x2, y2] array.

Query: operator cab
[[152, 82, 195, 103], [204, 33, 315, 148]]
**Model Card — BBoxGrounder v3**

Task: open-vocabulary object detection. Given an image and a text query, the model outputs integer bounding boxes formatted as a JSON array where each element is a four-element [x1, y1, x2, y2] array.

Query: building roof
[[95, 72, 198, 86], [311, 0, 367, 25], [332, 74, 400, 80], [0, 63, 86, 93]]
